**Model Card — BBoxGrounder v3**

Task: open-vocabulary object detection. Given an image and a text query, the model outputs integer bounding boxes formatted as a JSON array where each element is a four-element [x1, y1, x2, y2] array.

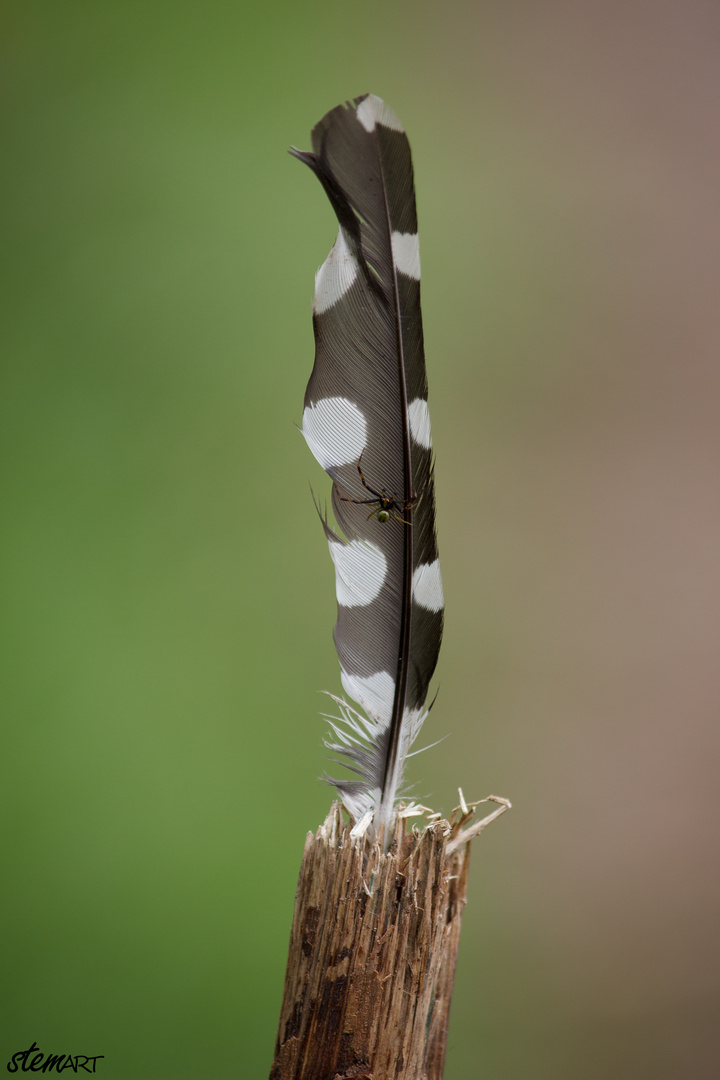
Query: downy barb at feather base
[[292, 94, 443, 839]]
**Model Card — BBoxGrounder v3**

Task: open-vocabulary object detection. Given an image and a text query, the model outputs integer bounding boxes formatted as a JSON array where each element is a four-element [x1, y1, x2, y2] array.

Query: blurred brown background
[[432, 3, 720, 1076], [2, 1, 718, 1076], [433, 4, 720, 1075]]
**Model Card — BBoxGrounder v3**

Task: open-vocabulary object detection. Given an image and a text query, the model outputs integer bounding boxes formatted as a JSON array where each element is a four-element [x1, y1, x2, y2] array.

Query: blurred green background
[[3, 1, 719, 1076]]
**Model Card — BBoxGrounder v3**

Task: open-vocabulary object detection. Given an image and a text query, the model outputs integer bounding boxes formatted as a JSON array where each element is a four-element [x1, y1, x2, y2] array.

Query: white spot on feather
[[314, 228, 358, 313], [412, 560, 444, 612], [302, 397, 367, 469], [408, 398, 432, 449], [341, 669, 395, 725], [356, 95, 404, 133], [329, 539, 387, 607], [391, 232, 421, 280]]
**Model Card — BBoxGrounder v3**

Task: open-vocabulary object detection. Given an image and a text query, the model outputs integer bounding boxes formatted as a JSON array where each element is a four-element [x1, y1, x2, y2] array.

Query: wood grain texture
[[269, 805, 473, 1080]]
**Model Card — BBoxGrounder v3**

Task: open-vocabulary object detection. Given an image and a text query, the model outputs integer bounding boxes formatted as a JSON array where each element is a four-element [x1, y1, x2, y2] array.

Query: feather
[[292, 94, 443, 838]]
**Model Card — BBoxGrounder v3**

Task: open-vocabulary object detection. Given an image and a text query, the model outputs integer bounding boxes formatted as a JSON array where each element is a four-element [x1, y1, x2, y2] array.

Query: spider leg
[[356, 451, 383, 499], [339, 495, 381, 506], [397, 485, 424, 514]]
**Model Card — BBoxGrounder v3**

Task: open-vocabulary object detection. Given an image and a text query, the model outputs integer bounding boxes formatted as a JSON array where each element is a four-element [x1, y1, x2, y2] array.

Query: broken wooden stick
[[270, 794, 510, 1080]]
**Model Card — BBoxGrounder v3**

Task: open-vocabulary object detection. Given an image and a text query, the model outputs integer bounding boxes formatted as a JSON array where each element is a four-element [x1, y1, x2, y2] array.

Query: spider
[[338, 449, 423, 524]]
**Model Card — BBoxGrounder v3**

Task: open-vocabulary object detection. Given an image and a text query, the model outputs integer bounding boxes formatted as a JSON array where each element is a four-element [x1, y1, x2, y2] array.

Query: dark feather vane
[[292, 94, 443, 836]]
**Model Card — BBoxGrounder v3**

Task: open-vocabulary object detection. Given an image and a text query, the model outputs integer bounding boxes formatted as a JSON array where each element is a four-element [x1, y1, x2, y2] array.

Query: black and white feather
[[292, 94, 443, 837]]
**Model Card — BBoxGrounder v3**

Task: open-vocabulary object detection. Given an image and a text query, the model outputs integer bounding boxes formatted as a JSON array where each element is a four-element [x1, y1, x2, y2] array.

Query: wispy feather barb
[[292, 94, 443, 838]]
